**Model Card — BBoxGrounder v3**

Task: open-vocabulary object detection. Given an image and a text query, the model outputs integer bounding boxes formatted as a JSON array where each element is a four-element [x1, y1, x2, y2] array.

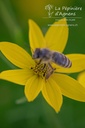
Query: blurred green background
[[0, 0, 85, 128]]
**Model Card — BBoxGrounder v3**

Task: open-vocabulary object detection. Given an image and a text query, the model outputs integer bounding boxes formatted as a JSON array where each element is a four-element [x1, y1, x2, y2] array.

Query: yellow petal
[[29, 20, 46, 52], [25, 75, 44, 101], [45, 18, 68, 52], [52, 73, 85, 102], [0, 69, 33, 85], [0, 42, 34, 68], [42, 78, 63, 112], [56, 54, 85, 73], [78, 71, 85, 87]]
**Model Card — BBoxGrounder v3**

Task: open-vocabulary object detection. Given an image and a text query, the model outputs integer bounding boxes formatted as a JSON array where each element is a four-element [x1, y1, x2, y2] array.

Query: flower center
[[31, 62, 56, 80]]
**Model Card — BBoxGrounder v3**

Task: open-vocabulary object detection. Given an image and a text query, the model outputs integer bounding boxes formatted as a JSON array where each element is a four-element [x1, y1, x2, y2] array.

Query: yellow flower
[[78, 71, 85, 87], [1, 18, 85, 112]]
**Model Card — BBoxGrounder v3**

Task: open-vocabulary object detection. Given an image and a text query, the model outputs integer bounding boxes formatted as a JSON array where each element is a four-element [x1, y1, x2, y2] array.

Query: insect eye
[[32, 48, 41, 59], [36, 53, 40, 58]]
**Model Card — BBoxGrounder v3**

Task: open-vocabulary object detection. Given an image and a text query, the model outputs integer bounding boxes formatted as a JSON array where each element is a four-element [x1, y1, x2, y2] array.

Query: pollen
[[31, 62, 55, 79]]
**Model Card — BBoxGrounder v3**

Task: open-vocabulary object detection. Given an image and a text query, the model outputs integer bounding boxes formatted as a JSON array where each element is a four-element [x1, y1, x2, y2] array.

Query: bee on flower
[[0, 18, 85, 112]]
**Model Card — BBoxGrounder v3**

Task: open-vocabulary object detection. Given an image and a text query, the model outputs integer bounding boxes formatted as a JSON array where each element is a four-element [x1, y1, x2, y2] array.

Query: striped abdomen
[[52, 52, 72, 68]]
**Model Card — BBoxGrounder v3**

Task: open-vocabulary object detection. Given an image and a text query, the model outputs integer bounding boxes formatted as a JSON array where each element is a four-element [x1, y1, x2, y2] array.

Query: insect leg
[[45, 63, 56, 80]]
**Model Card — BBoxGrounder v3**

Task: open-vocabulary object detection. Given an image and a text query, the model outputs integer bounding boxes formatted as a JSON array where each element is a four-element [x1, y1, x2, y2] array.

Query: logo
[[45, 4, 54, 18], [44, 4, 82, 27]]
